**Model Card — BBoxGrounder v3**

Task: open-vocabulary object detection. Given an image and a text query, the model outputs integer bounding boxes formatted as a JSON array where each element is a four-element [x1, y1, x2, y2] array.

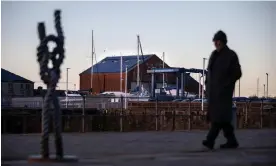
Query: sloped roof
[[80, 54, 155, 75], [1, 68, 34, 83]]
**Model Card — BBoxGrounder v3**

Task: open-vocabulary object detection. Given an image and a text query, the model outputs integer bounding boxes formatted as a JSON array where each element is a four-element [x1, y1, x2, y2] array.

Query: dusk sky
[[1, 1, 276, 97]]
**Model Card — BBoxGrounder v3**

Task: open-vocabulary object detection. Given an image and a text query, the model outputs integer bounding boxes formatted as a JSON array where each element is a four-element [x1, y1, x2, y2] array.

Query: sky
[[1, 1, 276, 97]]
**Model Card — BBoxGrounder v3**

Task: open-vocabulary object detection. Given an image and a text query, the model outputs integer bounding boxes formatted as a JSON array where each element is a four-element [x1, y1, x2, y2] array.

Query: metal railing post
[[245, 102, 248, 129], [260, 99, 263, 129], [82, 95, 85, 133], [155, 97, 158, 131], [188, 100, 191, 130], [172, 108, 176, 131], [120, 95, 123, 132]]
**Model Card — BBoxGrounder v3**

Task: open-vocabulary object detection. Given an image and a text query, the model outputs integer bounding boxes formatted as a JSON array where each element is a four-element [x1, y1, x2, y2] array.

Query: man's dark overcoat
[[206, 46, 242, 123]]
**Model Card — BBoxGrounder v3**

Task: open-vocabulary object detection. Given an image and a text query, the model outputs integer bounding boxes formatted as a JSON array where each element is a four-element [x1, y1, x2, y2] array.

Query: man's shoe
[[202, 140, 214, 150], [220, 142, 239, 149]]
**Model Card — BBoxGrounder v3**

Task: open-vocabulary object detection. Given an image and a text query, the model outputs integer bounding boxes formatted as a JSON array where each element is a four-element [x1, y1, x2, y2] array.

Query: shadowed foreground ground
[[2, 129, 276, 166]]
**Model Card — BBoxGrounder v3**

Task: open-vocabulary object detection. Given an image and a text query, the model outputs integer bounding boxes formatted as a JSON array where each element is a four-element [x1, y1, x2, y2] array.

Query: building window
[[8, 83, 13, 94], [20, 84, 24, 95], [26, 84, 31, 96]]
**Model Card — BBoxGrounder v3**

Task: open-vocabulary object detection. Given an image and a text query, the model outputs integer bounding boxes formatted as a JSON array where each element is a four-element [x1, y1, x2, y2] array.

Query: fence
[[6, 96, 276, 109], [6, 96, 150, 109], [2, 101, 276, 134]]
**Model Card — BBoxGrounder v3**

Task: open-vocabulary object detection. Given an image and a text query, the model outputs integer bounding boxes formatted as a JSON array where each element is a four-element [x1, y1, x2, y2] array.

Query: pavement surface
[[2, 129, 276, 166]]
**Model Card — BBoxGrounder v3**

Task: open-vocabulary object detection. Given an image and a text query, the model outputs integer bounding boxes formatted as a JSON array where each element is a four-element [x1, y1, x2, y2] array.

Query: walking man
[[203, 30, 242, 149]]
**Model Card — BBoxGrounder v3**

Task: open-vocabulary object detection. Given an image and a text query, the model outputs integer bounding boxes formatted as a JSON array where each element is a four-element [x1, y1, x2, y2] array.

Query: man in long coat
[[203, 30, 242, 149]]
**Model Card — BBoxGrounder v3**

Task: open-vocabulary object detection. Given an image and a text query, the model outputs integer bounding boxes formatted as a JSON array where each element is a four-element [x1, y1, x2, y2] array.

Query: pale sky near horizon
[[1, 1, 276, 97]]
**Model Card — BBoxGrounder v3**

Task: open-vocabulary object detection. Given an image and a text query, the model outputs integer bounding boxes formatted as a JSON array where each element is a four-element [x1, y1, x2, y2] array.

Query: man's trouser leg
[[222, 122, 238, 144], [206, 122, 221, 143]]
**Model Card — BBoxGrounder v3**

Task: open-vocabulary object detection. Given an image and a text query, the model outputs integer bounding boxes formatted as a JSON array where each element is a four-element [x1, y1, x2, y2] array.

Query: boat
[[60, 91, 83, 108], [99, 85, 150, 102], [98, 35, 151, 102]]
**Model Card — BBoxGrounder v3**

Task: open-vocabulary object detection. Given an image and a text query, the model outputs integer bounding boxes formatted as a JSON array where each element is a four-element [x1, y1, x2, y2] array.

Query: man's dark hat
[[213, 30, 227, 44]]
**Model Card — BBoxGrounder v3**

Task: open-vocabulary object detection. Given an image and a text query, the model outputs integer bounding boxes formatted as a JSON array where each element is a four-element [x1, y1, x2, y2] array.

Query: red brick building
[[79, 54, 200, 94]]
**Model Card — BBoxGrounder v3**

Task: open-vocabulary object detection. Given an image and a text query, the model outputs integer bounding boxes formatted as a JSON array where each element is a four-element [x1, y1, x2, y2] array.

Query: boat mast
[[162, 52, 165, 88], [91, 30, 94, 93], [120, 53, 123, 92], [137, 35, 147, 91], [124, 65, 128, 109], [137, 35, 140, 88]]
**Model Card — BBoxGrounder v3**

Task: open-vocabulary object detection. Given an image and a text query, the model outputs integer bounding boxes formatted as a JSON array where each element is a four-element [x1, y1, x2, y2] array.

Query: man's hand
[[229, 51, 242, 83]]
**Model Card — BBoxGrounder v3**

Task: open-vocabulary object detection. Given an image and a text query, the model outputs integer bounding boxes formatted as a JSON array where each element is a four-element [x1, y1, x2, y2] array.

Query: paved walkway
[[2, 129, 276, 166]]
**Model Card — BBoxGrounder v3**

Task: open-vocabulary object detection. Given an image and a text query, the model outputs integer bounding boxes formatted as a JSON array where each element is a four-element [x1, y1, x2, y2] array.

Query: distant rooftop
[[1, 68, 33, 83], [80, 54, 155, 75]]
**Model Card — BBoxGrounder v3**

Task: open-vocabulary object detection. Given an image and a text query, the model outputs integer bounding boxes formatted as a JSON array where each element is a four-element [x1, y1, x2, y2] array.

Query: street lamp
[[66, 67, 70, 108], [266, 73, 268, 98], [66, 68, 70, 92], [238, 79, 241, 97], [202, 58, 208, 111], [257, 77, 259, 97], [162, 52, 165, 88], [124, 65, 128, 109], [263, 84, 265, 97], [199, 75, 203, 98]]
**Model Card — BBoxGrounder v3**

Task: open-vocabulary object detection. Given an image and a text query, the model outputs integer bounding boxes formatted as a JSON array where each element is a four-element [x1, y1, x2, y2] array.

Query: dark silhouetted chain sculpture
[[37, 10, 64, 159]]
